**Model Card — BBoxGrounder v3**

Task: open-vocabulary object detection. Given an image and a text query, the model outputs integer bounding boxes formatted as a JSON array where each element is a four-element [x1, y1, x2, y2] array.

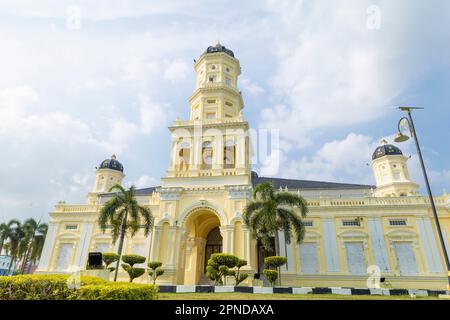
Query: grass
[[158, 292, 439, 300]]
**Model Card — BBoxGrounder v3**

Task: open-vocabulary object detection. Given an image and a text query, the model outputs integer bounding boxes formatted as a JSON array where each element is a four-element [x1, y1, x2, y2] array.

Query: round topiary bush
[[121, 254, 146, 267], [264, 256, 287, 269], [102, 252, 119, 270], [210, 253, 240, 268], [263, 269, 278, 287]]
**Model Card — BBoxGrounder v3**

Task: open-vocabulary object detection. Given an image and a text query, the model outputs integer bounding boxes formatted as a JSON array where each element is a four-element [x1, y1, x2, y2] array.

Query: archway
[[181, 208, 222, 285]]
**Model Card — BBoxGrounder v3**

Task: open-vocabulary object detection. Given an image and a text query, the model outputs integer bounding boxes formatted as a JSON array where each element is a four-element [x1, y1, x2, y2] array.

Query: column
[[220, 225, 234, 254], [75, 222, 93, 268], [322, 219, 340, 272], [37, 222, 58, 271], [149, 226, 162, 262], [243, 226, 251, 264], [167, 226, 178, 267]]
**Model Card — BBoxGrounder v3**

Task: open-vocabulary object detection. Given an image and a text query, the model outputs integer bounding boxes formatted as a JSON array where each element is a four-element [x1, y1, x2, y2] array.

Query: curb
[[158, 285, 450, 297]]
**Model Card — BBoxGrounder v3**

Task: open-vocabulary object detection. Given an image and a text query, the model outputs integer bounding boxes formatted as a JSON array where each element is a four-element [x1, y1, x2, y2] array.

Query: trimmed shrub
[[102, 253, 119, 272], [210, 253, 240, 268], [148, 261, 164, 285], [264, 256, 287, 269], [263, 269, 278, 287], [121, 254, 146, 267], [206, 253, 245, 286], [121, 254, 146, 283], [264, 256, 287, 287], [76, 283, 158, 300], [233, 259, 249, 286], [0, 274, 158, 300], [0, 274, 106, 300]]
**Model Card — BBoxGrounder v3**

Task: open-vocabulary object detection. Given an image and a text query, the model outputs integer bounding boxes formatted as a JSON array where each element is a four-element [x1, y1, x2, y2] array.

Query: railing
[[305, 195, 449, 208], [173, 117, 245, 127]]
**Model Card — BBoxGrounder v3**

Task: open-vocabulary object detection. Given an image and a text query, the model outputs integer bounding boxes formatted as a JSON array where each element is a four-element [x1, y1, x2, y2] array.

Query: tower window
[[207, 99, 216, 104], [208, 75, 217, 82], [206, 113, 216, 119], [225, 78, 231, 86], [226, 67, 230, 72], [211, 65, 216, 70], [225, 101, 233, 107]]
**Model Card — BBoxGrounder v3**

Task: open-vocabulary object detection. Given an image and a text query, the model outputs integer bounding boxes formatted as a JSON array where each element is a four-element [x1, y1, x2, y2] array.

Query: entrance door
[[203, 227, 222, 272]]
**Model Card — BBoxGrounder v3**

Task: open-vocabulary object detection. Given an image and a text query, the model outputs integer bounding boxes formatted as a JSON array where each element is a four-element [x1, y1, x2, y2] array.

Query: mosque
[[36, 44, 450, 289]]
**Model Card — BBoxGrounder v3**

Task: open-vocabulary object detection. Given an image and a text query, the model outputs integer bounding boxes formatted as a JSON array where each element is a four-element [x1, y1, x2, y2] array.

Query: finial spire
[[111, 154, 117, 160]]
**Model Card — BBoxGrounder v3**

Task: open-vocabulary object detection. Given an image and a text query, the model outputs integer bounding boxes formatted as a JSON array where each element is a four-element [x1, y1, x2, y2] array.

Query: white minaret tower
[[372, 139, 419, 197], [189, 42, 244, 121], [163, 43, 251, 186]]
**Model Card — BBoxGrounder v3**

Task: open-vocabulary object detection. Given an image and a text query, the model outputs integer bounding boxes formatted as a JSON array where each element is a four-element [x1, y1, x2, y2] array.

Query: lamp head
[[394, 132, 410, 143]]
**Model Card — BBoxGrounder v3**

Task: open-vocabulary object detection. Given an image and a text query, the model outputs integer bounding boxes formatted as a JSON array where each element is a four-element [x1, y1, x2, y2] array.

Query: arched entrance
[[181, 208, 222, 285]]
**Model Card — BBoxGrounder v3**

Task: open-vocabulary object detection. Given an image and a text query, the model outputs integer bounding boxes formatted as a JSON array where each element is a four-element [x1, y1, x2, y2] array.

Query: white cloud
[[128, 175, 159, 189], [240, 78, 264, 97], [261, 0, 450, 149], [164, 59, 191, 83], [139, 94, 169, 135], [282, 133, 378, 183]]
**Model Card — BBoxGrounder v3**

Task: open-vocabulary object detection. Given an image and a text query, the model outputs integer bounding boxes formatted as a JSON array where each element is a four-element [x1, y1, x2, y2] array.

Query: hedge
[[76, 283, 158, 300], [0, 274, 158, 300], [0, 274, 106, 300]]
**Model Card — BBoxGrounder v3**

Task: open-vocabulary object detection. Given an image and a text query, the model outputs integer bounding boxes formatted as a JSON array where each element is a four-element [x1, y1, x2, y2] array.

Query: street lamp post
[[394, 106, 450, 290]]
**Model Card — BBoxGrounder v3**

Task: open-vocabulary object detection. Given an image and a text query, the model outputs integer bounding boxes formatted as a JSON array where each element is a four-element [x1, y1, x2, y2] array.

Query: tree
[[0, 223, 10, 255], [6, 220, 25, 274], [264, 256, 287, 286], [148, 261, 165, 284], [98, 184, 154, 282], [121, 254, 146, 282], [206, 253, 240, 286], [228, 259, 248, 286], [19, 219, 48, 273], [244, 183, 308, 256], [102, 252, 119, 272], [263, 269, 278, 287]]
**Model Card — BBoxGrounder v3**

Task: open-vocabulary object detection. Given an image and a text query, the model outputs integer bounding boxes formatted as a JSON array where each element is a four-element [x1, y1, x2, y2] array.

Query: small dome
[[372, 140, 403, 160], [99, 154, 124, 172], [205, 42, 235, 57]]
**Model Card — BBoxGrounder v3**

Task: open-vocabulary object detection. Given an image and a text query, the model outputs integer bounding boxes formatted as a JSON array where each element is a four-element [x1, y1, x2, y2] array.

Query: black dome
[[372, 142, 403, 160], [99, 155, 124, 172], [205, 43, 235, 57]]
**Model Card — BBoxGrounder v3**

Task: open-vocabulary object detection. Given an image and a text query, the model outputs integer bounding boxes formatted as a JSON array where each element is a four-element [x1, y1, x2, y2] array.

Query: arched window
[[202, 141, 213, 170], [178, 142, 190, 171], [223, 140, 235, 169]]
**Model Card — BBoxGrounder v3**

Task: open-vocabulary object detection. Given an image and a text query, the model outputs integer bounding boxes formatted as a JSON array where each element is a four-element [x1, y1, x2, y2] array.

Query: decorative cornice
[[226, 185, 252, 199]]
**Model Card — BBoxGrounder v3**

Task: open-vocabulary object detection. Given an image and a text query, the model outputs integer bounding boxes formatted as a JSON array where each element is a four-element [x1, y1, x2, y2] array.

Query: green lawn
[[158, 292, 439, 300]]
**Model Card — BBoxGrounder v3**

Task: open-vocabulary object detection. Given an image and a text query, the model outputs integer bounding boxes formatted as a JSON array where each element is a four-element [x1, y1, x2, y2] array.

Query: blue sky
[[0, 0, 449, 222]]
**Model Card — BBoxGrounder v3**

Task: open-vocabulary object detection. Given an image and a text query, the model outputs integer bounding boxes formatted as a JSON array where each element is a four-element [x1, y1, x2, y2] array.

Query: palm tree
[[0, 223, 10, 255], [243, 182, 308, 257], [20, 219, 48, 273], [6, 220, 25, 274], [98, 184, 154, 282]]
